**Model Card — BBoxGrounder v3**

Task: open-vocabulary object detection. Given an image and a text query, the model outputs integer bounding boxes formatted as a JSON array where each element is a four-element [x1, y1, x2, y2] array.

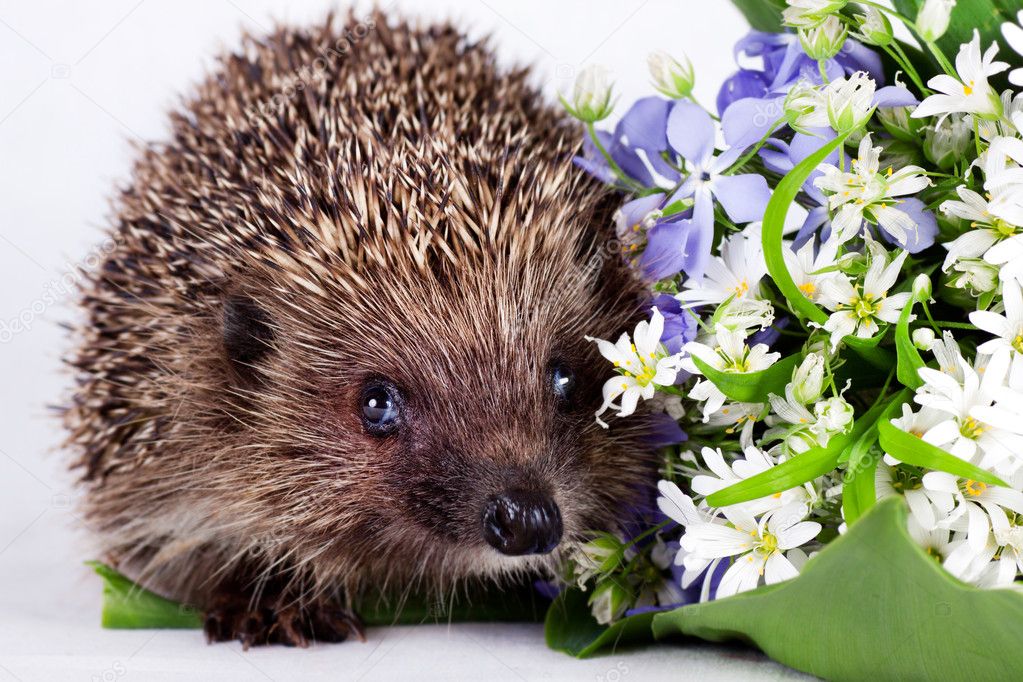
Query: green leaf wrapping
[[895, 295, 925, 390], [705, 392, 891, 507], [762, 133, 848, 326], [89, 562, 203, 629], [90, 563, 546, 629], [544, 589, 655, 658], [651, 497, 1023, 681], [690, 353, 800, 404], [840, 390, 911, 524], [877, 419, 1009, 487]]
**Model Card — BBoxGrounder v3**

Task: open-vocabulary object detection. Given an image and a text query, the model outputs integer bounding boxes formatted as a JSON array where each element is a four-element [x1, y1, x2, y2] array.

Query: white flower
[[814, 134, 932, 245], [940, 185, 1022, 271], [680, 503, 821, 599], [689, 446, 816, 516], [915, 348, 1023, 472], [766, 387, 852, 453], [916, 0, 956, 42], [1001, 9, 1023, 86], [785, 72, 877, 134], [586, 308, 682, 427], [682, 326, 781, 420], [782, 0, 847, 28], [905, 516, 987, 582], [931, 330, 967, 380], [799, 15, 847, 61], [678, 230, 767, 309], [647, 50, 694, 99], [704, 401, 765, 450], [875, 462, 953, 532], [783, 237, 842, 303], [922, 471, 1023, 554], [971, 277, 1023, 356], [912, 31, 1007, 121], [817, 237, 911, 350], [560, 65, 614, 122]]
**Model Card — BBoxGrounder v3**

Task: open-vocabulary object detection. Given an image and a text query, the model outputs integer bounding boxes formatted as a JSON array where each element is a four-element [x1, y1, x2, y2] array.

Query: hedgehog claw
[[203, 595, 362, 647]]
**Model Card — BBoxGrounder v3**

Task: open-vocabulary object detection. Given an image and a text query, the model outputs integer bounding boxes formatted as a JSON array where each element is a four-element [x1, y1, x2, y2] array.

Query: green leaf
[[706, 391, 891, 507], [728, 0, 786, 32], [544, 588, 655, 658], [841, 390, 911, 523], [690, 353, 800, 404], [895, 296, 925, 390], [844, 332, 895, 369], [89, 562, 203, 629], [652, 497, 1023, 681], [877, 419, 1009, 487], [91, 562, 545, 629], [762, 134, 848, 326]]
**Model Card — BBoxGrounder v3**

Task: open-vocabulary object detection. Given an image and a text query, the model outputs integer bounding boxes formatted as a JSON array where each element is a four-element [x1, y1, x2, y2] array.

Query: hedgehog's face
[[221, 251, 652, 584]]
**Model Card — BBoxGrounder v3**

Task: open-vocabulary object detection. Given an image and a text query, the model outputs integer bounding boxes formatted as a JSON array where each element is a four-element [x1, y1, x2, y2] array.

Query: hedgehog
[[63, 10, 654, 647]]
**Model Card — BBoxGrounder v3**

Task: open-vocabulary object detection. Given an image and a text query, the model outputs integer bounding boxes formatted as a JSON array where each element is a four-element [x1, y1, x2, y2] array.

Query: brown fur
[[63, 10, 652, 641]]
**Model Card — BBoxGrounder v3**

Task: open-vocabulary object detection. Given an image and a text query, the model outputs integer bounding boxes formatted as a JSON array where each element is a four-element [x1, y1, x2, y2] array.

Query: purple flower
[[719, 31, 888, 148], [649, 293, 697, 354], [640, 102, 771, 281]]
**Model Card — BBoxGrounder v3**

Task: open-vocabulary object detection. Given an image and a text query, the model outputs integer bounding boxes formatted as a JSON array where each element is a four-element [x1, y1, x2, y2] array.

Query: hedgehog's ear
[[222, 295, 275, 385]]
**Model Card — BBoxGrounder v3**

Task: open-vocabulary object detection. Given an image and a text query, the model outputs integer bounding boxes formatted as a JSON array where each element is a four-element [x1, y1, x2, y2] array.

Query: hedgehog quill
[[63, 11, 656, 647]]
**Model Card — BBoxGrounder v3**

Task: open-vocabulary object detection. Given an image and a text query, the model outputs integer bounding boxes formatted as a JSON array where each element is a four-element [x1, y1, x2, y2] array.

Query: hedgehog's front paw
[[203, 594, 365, 648]]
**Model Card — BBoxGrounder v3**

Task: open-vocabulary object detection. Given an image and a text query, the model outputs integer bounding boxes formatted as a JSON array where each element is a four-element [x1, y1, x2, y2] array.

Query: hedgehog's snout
[[481, 489, 563, 556]]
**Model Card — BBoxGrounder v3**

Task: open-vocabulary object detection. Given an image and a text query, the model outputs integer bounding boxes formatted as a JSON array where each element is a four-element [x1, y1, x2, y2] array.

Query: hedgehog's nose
[[482, 490, 563, 556]]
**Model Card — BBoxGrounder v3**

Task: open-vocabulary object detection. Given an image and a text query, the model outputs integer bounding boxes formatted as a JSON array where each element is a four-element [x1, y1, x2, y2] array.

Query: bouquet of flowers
[[90, 2, 1023, 677], [547, 0, 1023, 677]]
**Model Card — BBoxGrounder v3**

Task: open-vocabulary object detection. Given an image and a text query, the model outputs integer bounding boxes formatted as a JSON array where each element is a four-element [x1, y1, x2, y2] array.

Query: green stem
[[919, 299, 941, 334], [818, 60, 830, 84], [887, 42, 929, 95], [925, 40, 957, 78], [586, 121, 645, 192], [724, 116, 787, 175]]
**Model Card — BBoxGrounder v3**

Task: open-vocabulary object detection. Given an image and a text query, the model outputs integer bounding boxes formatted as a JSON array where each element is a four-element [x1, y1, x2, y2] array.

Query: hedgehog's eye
[[550, 362, 576, 404], [361, 381, 401, 435]]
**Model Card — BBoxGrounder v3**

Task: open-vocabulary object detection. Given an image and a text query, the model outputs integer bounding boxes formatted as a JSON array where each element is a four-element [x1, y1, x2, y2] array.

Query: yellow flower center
[[963, 80, 975, 96], [960, 416, 985, 440], [758, 532, 779, 554], [853, 295, 879, 320], [733, 279, 750, 298], [964, 479, 988, 497]]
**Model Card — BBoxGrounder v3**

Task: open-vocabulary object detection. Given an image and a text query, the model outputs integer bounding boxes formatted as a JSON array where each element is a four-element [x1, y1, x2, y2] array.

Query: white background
[[0, 1, 811, 679]]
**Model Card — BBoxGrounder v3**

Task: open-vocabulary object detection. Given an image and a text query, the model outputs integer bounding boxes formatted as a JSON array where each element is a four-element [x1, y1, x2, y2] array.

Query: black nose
[[482, 490, 563, 556]]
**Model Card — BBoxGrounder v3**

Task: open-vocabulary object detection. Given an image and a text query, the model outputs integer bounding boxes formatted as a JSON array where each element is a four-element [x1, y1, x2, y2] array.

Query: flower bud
[[877, 106, 924, 142], [854, 7, 893, 47], [791, 353, 826, 404], [948, 258, 999, 295], [590, 579, 630, 625], [783, 0, 849, 29], [923, 115, 972, 170], [648, 50, 695, 99], [714, 297, 775, 332], [813, 396, 855, 435], [917, 0, 956, 43], [912, 328, 936, 351], [560, 65, 615, 123], [912, 274, 933, 301], [799, 15, 848, 61], [826, 71, 876, 134]]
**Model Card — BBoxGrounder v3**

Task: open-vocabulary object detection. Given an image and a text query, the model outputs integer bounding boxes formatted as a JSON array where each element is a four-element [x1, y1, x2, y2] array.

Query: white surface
[[0, 1, 812, 679]]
